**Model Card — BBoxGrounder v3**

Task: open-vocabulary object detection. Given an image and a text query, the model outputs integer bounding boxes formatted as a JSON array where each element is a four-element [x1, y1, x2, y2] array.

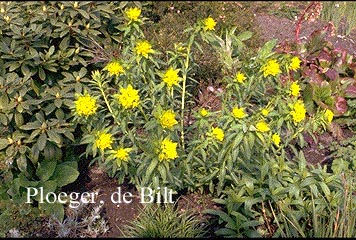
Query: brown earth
[[71, 165, 219, 238], [255, 13, 356, 56]]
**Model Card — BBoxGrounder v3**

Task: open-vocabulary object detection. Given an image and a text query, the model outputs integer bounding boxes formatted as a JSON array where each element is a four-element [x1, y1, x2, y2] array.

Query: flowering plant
[[73, 7, 337, 195]]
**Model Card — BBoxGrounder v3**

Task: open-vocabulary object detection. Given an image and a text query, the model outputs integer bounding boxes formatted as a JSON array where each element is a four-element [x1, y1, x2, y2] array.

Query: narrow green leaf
[[37, 133, 47, 151]]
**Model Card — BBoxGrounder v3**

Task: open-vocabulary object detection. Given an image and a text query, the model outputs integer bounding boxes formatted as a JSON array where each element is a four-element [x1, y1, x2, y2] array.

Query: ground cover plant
[[0, 1, 355, 238]]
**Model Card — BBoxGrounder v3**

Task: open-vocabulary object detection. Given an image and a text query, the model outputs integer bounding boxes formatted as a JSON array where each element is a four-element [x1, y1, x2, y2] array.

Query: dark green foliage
[[0, 1, 125, 220]]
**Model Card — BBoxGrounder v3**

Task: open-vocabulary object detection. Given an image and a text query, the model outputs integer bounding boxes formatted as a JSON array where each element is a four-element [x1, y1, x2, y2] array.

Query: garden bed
[[1, 1, 356, 238]]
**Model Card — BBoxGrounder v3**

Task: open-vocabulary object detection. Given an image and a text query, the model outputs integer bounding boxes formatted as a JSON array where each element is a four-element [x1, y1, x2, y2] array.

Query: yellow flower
[[159, 110, 178, 129], [105, 61, 125, 76], [159, 138, 178, 161], [290, 100, 306, 123], [289, 56, 301, 71], [95, 132, 113, 151], [261, 108, 269, 116], [290, 81, 300, 97], [272, 133, 281, 147], [135, 40, 154, 58], [75, 94, 97, 117], [114, 147, 132, 162], [204, 17, 216, 31], [200, 108, 208, 117], [262, 59, 282, 77], [162, 67, 180, 88], [235, 71, 246, 83], [324, 109, 334, 123], [232, 107, 247, 119], [256, 121, 270, 132], [211, 127, 224, 142], [126, 7, 141, 22], [118, 84, 140, 109]]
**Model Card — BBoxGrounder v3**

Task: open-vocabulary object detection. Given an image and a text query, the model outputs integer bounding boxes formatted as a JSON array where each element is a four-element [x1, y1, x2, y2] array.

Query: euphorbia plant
[[72, 7, 223, 193]]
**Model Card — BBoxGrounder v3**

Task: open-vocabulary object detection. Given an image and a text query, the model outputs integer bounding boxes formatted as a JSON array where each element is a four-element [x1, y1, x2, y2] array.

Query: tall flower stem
[[95, 75, 121, 127], [180, 29, 198, 150]]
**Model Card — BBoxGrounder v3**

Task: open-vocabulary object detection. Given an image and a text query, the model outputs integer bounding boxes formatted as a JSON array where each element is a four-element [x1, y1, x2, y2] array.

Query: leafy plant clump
[[205, 157, 356, 238], [121, 203, 207, 238], [0, 1, 131, 221]]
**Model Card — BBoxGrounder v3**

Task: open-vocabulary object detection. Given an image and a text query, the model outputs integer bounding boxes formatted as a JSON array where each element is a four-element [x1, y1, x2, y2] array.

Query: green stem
[[180, 30, 197, 150], [139, 105, 149, 122], [97, 79, 121, 127]]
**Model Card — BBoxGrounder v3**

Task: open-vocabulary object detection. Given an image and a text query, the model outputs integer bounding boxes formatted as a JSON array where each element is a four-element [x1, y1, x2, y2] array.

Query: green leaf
[[20, 121, 41, 130], [21, 64, 31, 80], [50, 164, 79, 187], [39, 202, 64, 222], [331, 158, 349, 174], [47, 130, 62, 145], [36, 160, 57, 181], [59, 36, 70, 50], [237, 31, 252, 41], [39, 180, 58, 196], [215, 228, 237, 237], [39, 67, 46, 80], [144, 158, 158, 185], [14, 112, 24, 126], [157, 164, 167, 182], [61, 161, 78, 170], [257, 39, 277, 61], [77, 8, 90, 19], [9, 62, 21, 72], [203, 209, 232, 223], [0, 138, 9, 151], [319, 181, 331, 198], [0, 94, 9, 109], [18, 173, 38, 187], [37, 133, 47, 151], [17, 155, 27, 172]]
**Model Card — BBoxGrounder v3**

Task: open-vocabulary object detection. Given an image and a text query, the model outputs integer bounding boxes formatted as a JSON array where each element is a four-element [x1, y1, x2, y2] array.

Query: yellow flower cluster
[[95, 132, 113, 151], [159, 138, 178, 161], [75, 94, 97, 117], [235, 71, 246, 83], [115, 147, 132, 161], [289, 56, 301, 71], [290, 81, 300, 97], [118, 84, 140, 109], [204, 17, 216, 31], [272, 133, 281, 147], [232, 107, 247, 119], [261, 108, 269, 116], [324, 109, 334, 123], [262, 59, 281, 77], [135, 40, 153, 58], [162, 67, 180, 88], [125, 7, 141, 22], [159, 110, 178, 129], [290, 100, 306, 123], [200, 108, 208, 117], [256, 121, 270, 132], [105, 61, 125, 76], [211, 127, 224, 142]]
